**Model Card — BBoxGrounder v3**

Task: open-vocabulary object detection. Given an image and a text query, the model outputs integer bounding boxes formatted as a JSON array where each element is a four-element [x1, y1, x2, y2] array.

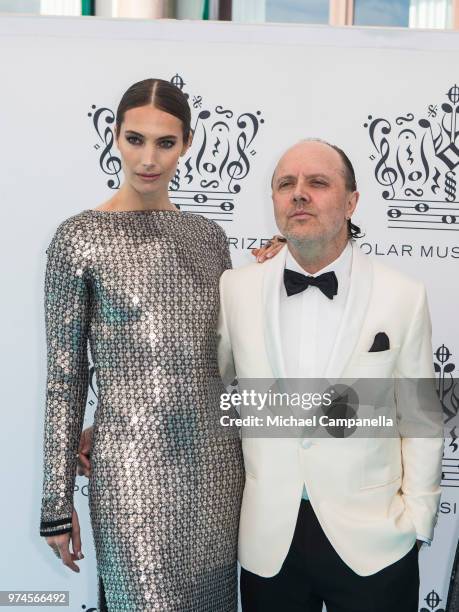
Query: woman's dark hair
[[115, 78, 192, 142], [326, 142, 364, 240]]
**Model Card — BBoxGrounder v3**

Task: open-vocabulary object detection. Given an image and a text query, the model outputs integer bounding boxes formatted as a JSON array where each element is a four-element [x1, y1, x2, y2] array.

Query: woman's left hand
[[45, 508, 84, 572], [252, 235, 286, 263]]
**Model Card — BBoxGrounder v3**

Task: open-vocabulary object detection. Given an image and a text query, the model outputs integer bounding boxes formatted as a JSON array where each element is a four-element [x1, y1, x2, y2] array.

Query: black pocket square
[[369, 332, 390, 352]]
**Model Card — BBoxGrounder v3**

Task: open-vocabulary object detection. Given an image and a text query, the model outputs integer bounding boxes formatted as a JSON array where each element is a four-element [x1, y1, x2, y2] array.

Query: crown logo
[[364, 85, 459, 230], [88, 74, 265, 221]]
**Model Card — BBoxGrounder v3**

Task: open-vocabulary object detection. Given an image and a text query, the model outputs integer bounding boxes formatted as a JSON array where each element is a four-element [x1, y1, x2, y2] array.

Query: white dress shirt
[[280, 242, 352, 381]]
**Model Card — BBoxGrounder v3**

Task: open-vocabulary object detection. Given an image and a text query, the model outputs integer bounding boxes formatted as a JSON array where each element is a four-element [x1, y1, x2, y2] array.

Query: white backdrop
[[0, 14, 458, 612]]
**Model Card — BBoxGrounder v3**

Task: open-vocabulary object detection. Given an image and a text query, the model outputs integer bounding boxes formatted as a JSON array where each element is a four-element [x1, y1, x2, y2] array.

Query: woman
[[40, 78, 282, 611]]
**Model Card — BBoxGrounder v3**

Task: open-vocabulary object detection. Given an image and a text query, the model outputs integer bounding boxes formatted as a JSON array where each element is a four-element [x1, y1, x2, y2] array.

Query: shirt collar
[[285, 241, 352, 287]]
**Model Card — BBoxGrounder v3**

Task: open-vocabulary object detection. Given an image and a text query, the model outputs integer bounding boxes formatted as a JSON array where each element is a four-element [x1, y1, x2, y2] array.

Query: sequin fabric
[[40, 209, 244, 611]]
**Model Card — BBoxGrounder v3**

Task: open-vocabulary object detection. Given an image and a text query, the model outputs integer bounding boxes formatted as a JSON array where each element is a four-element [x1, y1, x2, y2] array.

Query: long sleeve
[[39, 221, 90, 537], [396, 285, 444, 541]]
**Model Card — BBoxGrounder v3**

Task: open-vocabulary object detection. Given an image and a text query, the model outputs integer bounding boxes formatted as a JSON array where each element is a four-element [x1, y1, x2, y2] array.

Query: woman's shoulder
[[182, 213, 227, 242], [47, 210, 94, 253], [55, 209, 93, 231]]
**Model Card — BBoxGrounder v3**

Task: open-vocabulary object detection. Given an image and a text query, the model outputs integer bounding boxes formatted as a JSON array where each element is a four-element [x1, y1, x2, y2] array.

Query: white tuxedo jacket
[[217, 243, 443, 577]]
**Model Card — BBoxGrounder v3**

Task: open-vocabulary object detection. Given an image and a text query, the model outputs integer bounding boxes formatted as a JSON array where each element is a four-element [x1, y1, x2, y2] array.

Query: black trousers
[[240, 500, 419, 612]]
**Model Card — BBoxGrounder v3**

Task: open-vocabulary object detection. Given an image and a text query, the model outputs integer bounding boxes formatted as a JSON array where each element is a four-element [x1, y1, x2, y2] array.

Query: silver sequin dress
[[39, 209, 244, 612]]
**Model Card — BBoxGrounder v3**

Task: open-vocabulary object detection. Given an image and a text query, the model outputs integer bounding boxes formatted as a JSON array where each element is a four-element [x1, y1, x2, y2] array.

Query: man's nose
[[292, 188, 310, 205]]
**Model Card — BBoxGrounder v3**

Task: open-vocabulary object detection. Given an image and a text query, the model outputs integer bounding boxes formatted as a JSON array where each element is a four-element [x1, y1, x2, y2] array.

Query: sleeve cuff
[[40, 517, 72, 537], [416, 535, 432, 547]]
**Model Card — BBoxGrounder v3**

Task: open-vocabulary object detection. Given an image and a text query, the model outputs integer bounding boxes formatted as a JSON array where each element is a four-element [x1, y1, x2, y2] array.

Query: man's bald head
[[271, 139, 357, 193]]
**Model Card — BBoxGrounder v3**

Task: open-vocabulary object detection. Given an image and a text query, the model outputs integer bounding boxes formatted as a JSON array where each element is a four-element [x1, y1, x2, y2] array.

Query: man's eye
[[279, 182, 291, 189], [312, 180, 327, 187], [126, 136, 142, 145]]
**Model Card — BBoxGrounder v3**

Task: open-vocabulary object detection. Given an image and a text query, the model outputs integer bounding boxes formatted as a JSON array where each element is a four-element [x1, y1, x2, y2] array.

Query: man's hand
[[77, 426, 93, 477], [252, 235, 286, 263]]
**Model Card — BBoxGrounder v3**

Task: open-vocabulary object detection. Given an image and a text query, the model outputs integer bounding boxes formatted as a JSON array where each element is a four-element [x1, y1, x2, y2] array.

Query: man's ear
[[347, 191, 359, 218]]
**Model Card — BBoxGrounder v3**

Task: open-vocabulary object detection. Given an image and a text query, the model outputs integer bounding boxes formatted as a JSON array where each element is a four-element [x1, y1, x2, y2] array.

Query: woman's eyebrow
[[124, 130, 178, 140]]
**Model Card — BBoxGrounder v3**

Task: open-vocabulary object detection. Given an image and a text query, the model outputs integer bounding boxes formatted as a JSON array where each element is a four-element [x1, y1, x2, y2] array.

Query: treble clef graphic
[[374, 138, 397, 199], [368, 117, 391, 150], [227, 112, 261, 193], [367, 117, 397, 199], [227, 132, 250, 193], [90, 106, 122, 189], [99, 129, 122, 189]]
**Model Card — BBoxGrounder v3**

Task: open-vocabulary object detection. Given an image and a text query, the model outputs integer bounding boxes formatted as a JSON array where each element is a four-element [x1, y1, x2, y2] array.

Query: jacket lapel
[[262, 246, 288, 380], [324, 244, 373, 379]]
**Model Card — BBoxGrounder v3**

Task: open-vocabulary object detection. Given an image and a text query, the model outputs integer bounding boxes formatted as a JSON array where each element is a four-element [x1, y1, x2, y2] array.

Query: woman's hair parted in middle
[[115, 78, 192, 142]]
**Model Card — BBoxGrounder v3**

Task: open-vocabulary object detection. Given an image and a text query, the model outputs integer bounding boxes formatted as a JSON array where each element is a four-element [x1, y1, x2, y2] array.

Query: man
[[216, 139, 443, 611]]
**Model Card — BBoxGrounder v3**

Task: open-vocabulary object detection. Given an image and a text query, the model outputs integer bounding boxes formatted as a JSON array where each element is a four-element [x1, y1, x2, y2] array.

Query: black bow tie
[[284, 269, 338, 300]]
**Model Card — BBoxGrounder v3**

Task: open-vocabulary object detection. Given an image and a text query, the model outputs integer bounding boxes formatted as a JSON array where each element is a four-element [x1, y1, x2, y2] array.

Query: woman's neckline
[[86, 208, 181, 215]]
